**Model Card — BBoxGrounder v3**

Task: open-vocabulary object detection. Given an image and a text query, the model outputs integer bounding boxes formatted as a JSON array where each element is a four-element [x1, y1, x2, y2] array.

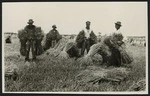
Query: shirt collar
[[84, 28, 91, 32], [116, 28, 121, 33]]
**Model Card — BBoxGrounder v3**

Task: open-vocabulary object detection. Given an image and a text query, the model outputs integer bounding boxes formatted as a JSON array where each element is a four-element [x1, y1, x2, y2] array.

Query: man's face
[[29, 23, 33, 25], [53, 27, 56, 30], [86, 23, 90, 27], [115, 24, 121, 29]]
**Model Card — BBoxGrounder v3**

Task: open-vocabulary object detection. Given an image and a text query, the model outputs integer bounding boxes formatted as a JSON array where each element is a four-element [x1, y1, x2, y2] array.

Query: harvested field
[[4, 37, 147, 92]]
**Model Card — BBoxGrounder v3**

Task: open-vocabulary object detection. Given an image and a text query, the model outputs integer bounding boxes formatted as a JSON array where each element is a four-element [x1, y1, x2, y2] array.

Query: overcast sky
[[2, 2, 147, 36]]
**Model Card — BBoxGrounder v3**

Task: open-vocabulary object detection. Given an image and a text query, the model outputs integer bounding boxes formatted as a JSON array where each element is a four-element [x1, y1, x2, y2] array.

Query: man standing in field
[[104, 21, 132, 67], [24, 19, 37, 63], [76, 21, 97, 56], [44, 25, 62, 51], [110, 21, 123, 67]]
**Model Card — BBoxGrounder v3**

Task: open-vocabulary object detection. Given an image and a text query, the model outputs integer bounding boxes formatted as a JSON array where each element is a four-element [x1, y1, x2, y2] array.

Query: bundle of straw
[[35, 27, 45, 55], [5, 63, 19, 80], [57, 50, 69, 59], [18, 29, 28, 40], [77, 43, 102, 67], [57, 39, 77, 59], [87, 43, 102, 57], [78, 41, 112, 67], [45, 37, 69, 57], [18, 29, 28, 56], [54, 37, 68, 51], [127, 79, 146, 91], [91, 53, 103, 65], [19, 40, 26, 56], [77, 55, 93, 68], [118, 44, 133, 64]]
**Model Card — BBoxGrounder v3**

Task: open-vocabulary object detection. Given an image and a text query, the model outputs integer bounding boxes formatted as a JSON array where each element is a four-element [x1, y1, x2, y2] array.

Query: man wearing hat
[[24, 19, 37, 63], [44, 25, 62, 51], [25, 19, 36, 31], [104, 21, 129, 67], [113, 21, 125, 46], [110, 21, 124, 67], [76, 21, 97, 56]]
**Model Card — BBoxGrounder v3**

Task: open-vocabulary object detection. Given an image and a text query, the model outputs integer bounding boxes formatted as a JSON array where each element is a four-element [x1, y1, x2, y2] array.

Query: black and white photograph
[[2, 2, 148, 94]]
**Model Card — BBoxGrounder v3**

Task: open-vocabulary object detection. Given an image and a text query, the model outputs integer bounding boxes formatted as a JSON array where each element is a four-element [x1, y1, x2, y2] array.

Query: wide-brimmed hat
[[28, 19, 34, 24], [52, 25, 57, 28], [86, 21, 91, 24], [115, 21, 122, 26]]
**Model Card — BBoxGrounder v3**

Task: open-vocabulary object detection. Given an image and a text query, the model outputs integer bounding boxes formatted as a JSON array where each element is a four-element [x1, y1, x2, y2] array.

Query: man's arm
[[56, 30, 62, 41], [75, 30, 86, 48], [90, 31, 97, 43], [76, 30, 85, 43], [24, 25, 28, 31]]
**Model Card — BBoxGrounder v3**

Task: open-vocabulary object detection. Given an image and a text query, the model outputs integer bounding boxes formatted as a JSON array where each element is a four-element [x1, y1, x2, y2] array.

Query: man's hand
[[118, 47, 123, 51], [117, 41, 124, 46]]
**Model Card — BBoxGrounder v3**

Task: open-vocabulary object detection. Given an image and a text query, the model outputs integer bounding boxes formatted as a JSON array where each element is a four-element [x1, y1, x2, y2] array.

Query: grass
[[4, 38, 146, 92]]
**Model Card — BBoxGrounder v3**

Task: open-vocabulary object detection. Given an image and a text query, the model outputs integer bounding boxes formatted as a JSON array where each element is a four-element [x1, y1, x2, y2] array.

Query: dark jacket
[[24, 25, 36, 40], [76, 30, 97, 48], [46, 29, 62, 42], [44, 29, 62, 51]]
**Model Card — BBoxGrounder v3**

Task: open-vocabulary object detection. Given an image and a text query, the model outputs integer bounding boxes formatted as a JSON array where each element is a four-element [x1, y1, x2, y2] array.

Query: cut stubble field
[[4, 38, 146, 92]]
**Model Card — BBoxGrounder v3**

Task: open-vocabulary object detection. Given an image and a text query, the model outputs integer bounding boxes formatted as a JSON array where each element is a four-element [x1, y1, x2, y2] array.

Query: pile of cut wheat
[[127, 79, 146, 91], [46, 37, 69, 57], [57, 39, 76, 59], [78, 42, 111, 67], [76, 66, 130, 85], [18, 29, 28, 40]]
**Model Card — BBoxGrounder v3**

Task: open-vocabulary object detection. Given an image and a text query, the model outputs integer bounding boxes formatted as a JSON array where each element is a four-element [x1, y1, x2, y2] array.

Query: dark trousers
[[25, 40, 36, 62], [109, 48, 121, 67], [36, 40, 44, 56], [81, 39, 91, 56]]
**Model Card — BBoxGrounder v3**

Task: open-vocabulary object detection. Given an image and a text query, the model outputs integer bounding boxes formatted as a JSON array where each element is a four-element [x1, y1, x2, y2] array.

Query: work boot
[[25, 57, 30, 62], [32, 57, 36, 61]]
